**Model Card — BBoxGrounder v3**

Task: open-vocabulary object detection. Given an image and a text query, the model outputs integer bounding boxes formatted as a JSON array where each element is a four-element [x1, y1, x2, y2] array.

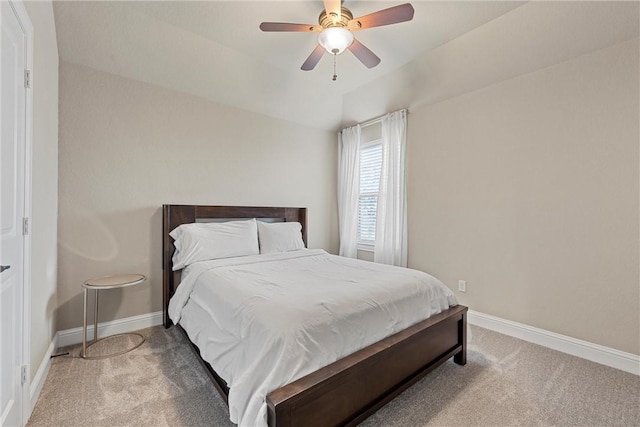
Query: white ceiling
[[53, 1, 639, 131]]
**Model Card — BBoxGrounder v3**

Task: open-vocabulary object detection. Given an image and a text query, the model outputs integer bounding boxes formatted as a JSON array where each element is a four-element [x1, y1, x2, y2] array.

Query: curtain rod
[[360, 108, 408, 128]]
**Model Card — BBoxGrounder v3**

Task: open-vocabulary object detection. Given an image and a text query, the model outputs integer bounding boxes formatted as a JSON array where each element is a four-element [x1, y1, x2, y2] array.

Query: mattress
[[169, 249, 457, 426]]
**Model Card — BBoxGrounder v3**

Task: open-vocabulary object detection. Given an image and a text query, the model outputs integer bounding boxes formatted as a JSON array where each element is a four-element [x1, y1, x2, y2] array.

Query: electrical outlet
[[458, 280, 467, 292]]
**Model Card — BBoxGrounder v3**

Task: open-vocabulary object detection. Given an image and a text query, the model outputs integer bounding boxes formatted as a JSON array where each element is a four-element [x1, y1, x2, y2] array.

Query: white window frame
[[357, 139, 382, 252]]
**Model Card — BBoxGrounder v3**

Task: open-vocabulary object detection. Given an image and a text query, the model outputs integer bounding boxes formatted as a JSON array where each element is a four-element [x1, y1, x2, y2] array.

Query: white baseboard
[[57, 311, 164, 348], [468, 310, 639, 375], [28, 333, 57, 418]]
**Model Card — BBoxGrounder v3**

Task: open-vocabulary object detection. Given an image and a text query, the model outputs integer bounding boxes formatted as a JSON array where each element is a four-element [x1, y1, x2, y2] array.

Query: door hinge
[[24, 69, 31, 89], [22, 217, 29, 235], [21, 365, 28, 386]]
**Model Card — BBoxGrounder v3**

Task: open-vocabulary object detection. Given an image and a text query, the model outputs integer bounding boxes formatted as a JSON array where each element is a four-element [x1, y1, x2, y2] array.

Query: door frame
[[6, 0, 33, 425]]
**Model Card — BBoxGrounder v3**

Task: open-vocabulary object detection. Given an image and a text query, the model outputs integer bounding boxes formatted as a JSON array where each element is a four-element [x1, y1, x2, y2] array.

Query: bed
[[162, 204, 467, 427]]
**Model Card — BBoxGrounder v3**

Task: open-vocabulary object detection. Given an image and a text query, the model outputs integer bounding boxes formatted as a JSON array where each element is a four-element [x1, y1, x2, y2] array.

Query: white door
[[1, 1, 27, 426]]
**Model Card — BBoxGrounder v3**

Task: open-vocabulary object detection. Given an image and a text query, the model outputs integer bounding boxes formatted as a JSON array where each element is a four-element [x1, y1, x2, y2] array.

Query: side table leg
[[82, 288, 88, 358], [94, 289, 99, 342]]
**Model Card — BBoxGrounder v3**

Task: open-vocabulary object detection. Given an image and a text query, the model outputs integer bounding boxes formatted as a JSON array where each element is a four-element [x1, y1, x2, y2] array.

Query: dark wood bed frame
[[163, 204, 467, 427]]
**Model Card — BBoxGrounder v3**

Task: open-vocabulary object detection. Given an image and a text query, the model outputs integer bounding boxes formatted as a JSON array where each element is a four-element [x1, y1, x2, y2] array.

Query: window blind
[[358, 143, 382, 244]]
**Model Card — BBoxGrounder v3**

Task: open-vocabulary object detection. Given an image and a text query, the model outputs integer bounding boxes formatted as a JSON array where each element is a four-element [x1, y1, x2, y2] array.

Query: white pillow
[[257, 221, 305, 254], [170, 219, 259, 270]]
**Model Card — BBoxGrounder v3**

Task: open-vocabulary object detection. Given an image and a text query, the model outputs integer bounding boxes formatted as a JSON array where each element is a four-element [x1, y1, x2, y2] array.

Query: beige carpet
[[28, 325, 639, 426]]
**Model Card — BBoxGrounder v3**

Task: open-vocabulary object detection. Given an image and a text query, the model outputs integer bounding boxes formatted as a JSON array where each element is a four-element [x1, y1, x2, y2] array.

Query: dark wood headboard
[[162, 204, 307, 327]]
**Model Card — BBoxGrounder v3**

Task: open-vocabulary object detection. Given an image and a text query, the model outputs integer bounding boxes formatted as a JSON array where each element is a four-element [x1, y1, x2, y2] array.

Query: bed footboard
[[266, 305, 467, 427]]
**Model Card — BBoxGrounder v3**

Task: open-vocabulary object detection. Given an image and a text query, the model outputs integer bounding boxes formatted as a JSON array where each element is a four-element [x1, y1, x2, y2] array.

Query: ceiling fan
[[259, 1, 414, 79]]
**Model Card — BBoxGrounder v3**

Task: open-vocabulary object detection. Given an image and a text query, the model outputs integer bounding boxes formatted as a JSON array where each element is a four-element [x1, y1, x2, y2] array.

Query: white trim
[[57, 311, 163, 348], [28, 334, 56, 417], [8, 1, 34, 425], [468, 310, 640, 376]]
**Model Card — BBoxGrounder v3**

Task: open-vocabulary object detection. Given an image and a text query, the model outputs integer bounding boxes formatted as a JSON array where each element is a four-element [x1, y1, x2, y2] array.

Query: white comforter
[[169, 249, 457, 427]]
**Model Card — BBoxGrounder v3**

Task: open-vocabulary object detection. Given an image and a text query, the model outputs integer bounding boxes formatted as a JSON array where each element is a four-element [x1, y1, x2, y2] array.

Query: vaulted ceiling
[[53, 1, 639, 131]]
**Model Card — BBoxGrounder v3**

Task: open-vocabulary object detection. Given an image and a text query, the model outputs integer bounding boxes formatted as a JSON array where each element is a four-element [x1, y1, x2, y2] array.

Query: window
[[358, 141, 382, 249]]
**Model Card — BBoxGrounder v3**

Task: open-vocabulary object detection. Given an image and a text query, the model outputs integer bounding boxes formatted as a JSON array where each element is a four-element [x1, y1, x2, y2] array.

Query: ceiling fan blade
[[260, 22, 322, 32], [348, 3, 415, 31], [348, 38, 381, 69], [323, 0, 341, 22], [301, 45, 326, 71]]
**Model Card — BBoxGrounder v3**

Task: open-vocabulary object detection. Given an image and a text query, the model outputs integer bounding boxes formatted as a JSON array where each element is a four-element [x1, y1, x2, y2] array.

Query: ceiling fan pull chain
[[332, 51, 338, 81]]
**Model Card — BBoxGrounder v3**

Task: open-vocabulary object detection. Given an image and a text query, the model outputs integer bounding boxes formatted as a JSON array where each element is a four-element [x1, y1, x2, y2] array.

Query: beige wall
[[402, 39, 638, 354], [57, 62, 338, 331], [344, 29, 639, 354], [23, 0, 59, 381]]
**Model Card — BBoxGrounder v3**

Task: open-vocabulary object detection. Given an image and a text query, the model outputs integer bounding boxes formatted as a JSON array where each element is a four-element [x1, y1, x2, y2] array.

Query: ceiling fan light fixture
[[318, 27, 354, 54]]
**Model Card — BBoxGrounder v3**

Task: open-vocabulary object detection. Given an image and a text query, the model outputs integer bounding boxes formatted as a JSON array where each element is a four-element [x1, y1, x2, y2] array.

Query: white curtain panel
[[337, 125, 361, 258], [375, 110, 408, 267]]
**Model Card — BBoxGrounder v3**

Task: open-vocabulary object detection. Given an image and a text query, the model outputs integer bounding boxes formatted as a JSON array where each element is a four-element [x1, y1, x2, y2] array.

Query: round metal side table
[[81, 274, 146, 359]]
